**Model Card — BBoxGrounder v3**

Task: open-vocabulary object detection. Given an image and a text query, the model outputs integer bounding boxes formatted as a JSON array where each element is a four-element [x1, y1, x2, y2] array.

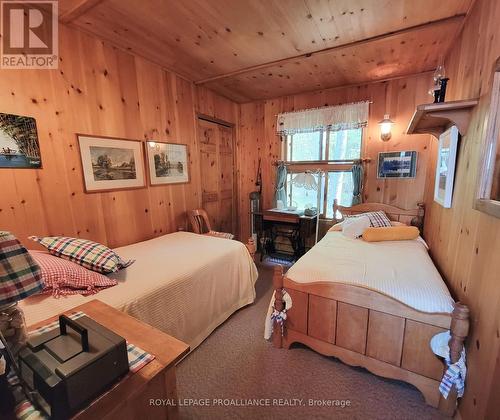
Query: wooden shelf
[[406, 99, 479, 138]]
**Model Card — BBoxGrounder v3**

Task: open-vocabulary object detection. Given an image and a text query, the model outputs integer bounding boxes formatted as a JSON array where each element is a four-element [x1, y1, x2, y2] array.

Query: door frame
[[195, 113, 239, 239]]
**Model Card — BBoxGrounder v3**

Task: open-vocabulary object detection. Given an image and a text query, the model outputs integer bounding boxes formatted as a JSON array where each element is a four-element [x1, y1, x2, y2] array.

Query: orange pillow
[[362, 226, 419, 242]]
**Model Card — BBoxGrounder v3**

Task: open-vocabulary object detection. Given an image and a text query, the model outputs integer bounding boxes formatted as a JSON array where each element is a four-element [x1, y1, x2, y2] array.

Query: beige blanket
[[286, 231, 454, 313], [21, 232, 258, 350]]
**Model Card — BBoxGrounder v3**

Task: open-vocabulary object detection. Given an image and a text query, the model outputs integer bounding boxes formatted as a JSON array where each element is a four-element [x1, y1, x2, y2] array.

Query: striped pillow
[[30, 251, 117, 297], [29, 236, 134, 274], [346, 211, 392, 228]]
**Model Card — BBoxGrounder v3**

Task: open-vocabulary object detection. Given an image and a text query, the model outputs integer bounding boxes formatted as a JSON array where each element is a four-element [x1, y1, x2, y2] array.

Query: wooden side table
[[27, 300, 190, 420]]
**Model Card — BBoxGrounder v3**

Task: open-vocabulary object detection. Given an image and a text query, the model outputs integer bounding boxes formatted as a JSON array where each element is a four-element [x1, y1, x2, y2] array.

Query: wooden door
[[197, 118, 236, 236]]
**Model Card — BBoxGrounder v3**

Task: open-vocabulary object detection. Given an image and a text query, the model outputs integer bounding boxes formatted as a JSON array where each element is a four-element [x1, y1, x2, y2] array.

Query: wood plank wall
[[0, 24, 239, 248], [422, 0, 500, 417], [238, 73, 433, 241]]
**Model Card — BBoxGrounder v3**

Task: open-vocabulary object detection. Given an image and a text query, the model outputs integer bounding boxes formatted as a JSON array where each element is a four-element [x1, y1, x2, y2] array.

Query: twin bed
[[21, 231, 258, 351], [269, 201, 470, 415]]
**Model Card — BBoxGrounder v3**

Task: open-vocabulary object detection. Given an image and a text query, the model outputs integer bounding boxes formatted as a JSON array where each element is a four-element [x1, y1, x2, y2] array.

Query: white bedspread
[[286, 232, 454, 314], [21, 232, 258, 350]]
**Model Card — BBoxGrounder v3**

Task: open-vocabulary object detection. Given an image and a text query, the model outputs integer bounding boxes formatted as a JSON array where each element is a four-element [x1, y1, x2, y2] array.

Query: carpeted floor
[[176, 262, 446, 420]]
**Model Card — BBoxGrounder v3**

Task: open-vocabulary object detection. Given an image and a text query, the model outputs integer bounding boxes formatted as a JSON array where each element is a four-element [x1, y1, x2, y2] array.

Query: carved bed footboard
[[271, 265, 470, 416]]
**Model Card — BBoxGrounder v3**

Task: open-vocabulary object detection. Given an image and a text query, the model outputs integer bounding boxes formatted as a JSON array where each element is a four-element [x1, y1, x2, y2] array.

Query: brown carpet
[[176, 262, 446, 420]]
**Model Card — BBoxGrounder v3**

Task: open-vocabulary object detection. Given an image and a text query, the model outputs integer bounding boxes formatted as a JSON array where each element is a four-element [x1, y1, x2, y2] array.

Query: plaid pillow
[[29, 236, 134, 274], [30, 251, 117, 297], [0, 232, 43, 304], [346, 211, 392, 228]]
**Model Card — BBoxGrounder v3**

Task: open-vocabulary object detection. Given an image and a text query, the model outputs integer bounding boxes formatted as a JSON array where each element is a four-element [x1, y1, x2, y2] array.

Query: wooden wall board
[[0, 24, 238, 248], [237, 72, 433, 241], [421, 0, 500, 417]]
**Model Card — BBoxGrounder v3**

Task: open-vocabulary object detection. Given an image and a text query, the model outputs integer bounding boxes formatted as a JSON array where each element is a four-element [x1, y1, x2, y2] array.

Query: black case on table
[[18, 315, 129, 419]]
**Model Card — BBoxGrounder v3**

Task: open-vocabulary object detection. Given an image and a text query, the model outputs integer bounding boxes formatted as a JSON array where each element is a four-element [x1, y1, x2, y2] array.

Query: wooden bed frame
[[271, 201, 470, 416]]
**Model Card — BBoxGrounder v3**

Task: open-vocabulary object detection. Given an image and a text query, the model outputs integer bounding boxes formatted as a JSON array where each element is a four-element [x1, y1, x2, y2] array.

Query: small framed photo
[[145, 141, 189, 185], [77, 134, 146, 193], [377, 151, 417, 179], [434, 126, 459, 208], [0, 113, 42, 169]]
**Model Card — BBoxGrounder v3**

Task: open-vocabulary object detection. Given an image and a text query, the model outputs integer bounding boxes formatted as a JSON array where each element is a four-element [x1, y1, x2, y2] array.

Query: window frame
[[475, 57, 500, 219], [283, 127, 364, 219]]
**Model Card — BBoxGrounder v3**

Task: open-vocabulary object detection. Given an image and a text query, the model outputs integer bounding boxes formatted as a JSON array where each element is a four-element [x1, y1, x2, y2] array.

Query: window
[[284, 128, 363, 218], [476, 57, 500, 219]]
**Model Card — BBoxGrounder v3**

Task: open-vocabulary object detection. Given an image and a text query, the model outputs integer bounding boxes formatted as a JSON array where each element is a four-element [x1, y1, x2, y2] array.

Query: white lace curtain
[[276, 101, 370, 135]]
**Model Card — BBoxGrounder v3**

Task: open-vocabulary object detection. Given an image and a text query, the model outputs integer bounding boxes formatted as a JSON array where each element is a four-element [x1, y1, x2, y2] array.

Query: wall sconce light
[[378, 114, 394, 142]]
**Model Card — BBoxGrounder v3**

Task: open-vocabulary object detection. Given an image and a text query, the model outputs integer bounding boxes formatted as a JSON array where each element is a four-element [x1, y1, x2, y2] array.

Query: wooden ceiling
[[59, 0, 474, 102]]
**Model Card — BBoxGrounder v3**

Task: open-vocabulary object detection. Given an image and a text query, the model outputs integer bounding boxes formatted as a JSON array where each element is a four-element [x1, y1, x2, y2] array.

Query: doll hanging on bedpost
[[272, 265, 285, 349], [438, 302, 470, 416]]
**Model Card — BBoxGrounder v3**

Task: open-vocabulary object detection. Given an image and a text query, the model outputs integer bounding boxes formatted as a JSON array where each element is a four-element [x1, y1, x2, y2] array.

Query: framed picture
[[77, 134, 146, 193], [377, 151, 417, 178], [0, 113, 42, 169], [434, 125, 459, 208], [145, 141, 189, 185]]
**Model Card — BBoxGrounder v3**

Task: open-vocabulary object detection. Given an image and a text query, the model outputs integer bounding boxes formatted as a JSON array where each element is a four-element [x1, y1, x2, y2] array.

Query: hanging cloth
[[275, 162, 287, 206], [277, 101, 369, 135], [351, 163, 364, 205]]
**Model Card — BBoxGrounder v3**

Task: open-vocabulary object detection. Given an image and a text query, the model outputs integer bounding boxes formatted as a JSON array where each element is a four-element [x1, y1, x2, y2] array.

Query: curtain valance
[[276, 101, 370, 135]]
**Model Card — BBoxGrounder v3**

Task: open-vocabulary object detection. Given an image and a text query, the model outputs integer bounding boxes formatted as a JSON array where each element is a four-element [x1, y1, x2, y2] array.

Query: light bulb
[[378, 114, 394, 142], [380, 122, 392, 135]]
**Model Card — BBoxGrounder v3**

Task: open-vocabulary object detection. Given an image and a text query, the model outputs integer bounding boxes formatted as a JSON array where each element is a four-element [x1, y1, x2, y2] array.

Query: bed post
[[272, 265, 285, 349], [438, 302, 470, 416], [333, 199, 341, 224], [246, 237, 256, 261], [411, 202, 425, 235]]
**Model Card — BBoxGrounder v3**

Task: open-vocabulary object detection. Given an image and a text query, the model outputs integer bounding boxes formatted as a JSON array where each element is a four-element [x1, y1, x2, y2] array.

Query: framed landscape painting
[[0, 113, 42, 168], [377, 151, 417, 178], [77, 134, 145, 193], [145, 141, 189, 185]]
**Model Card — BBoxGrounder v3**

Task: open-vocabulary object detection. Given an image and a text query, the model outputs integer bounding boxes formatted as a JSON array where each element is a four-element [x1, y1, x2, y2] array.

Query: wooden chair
[[187, 209, 256, 260], [188, 209, 234, 239], [188, 209, 211, 235]]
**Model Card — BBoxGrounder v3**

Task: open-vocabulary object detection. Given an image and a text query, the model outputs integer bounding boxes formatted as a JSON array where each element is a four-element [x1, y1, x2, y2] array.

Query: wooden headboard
[[333, 200, 425, 230]]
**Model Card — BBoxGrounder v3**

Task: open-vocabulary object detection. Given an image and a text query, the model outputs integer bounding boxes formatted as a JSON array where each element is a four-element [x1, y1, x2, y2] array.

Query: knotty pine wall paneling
[[238, 73, 433, 241], [422, 0, 500, 418], [0, 24, 238, 248]]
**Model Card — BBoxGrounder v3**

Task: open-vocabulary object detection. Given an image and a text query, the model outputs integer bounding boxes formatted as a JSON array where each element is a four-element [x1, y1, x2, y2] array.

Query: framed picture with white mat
[[434, 125, 459, 208]]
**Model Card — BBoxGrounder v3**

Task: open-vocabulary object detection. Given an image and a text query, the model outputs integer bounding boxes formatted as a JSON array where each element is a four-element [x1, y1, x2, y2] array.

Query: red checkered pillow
[[30, 251, 117, 297], [346, 211, 392, 228]]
